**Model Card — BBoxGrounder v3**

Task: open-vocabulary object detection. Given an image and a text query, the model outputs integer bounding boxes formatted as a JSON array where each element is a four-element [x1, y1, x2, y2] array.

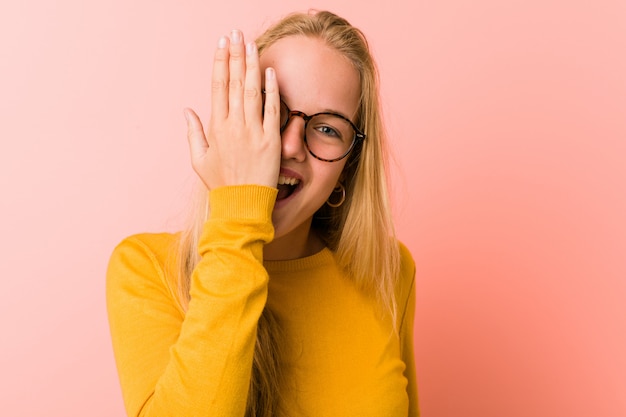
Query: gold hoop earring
[[326, 183, 346, 208]]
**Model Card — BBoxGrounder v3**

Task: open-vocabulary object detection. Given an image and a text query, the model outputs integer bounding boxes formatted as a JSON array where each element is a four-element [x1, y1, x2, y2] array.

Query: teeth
[[277, 175, 301, 186]]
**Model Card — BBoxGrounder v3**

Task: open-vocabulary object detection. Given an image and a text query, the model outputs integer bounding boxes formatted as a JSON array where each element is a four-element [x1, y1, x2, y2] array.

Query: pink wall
[[1, 0, 624, 416]]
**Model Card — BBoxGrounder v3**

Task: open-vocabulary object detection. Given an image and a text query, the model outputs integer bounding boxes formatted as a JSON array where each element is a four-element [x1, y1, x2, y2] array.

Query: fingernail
[[266, 67, 275, 80], [231, 29, 241, 44], [217, 36, 227, 49], [246, 41, 256, 56]]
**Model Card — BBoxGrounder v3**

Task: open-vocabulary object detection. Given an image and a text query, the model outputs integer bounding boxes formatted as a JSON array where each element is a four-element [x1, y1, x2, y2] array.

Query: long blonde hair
[[174, 10, 400, 416]]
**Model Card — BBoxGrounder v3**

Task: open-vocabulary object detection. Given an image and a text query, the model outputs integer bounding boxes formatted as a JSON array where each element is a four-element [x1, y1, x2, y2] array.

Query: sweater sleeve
[[106, 185, 278, 417], [398, 243, 419, 417]]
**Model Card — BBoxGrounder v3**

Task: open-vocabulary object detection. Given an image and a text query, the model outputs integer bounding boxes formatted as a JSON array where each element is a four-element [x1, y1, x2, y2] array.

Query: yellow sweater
[[106, 185, 418, 416]]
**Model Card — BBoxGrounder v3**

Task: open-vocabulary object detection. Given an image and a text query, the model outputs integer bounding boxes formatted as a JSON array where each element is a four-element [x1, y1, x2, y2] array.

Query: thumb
[[184, 108, 208, 165]]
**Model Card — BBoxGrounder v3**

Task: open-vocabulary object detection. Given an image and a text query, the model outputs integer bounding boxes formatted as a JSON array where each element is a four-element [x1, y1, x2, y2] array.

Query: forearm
[[145, 186, 275, 415], [108, 186, 277, 417]]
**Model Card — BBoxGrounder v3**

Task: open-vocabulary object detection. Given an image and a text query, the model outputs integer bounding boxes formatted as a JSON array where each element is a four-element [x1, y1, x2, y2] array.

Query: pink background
[[1, 0, 624, 416]]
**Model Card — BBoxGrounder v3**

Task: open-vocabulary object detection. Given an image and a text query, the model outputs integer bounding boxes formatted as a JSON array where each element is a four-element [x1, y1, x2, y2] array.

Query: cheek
[[310, 165, 346, 208], [315, 162, 346, 192]]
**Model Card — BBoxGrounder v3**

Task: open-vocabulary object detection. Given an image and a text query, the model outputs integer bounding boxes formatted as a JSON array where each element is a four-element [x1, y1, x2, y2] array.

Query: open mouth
[[276, 175, 301, 201]]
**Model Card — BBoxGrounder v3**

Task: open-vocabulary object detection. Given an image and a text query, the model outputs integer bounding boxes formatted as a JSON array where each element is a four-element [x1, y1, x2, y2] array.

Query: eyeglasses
[[278, 98, 366, 162]]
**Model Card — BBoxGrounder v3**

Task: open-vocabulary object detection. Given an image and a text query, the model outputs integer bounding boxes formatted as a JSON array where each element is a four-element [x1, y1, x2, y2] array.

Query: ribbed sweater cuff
[[209, 185, 277, 222]]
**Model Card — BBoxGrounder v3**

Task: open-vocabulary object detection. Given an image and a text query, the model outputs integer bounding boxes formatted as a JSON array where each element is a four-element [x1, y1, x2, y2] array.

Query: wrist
[[209, 185, 278, 222]]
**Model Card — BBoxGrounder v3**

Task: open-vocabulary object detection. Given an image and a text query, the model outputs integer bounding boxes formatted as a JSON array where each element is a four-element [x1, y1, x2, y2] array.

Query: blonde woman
[[107, 10, 418, 417]]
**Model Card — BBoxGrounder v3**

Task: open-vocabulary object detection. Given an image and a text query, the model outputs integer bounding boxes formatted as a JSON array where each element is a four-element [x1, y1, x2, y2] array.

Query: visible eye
[[315, 125, 341, 138], [309, 113, 353, 143]]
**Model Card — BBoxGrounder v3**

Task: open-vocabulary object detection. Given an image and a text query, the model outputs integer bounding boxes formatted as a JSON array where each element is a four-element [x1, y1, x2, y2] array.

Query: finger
[[243, 41, 262, 126], [184, 108, 208, 168], [228, 29, 246, 120], [262, 67, 281, 134], [211, 36, 229, 121]]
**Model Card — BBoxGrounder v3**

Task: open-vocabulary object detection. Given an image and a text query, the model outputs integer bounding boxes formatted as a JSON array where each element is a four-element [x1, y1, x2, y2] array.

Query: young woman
[[107, 10, 418, 417]]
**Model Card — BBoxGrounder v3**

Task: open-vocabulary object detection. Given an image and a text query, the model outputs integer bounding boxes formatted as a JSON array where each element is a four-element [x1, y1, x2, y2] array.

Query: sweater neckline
[[263, 247, 335, 273]]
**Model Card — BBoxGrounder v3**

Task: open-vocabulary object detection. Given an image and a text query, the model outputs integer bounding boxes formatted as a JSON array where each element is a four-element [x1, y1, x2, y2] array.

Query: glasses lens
[[306, 114, 355, 160], [279, 100, 290, 129]]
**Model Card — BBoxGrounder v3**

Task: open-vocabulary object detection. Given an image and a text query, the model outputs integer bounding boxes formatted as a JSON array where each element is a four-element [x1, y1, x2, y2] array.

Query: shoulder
[[109, 232, 180, 265], [106, 232, 182, 310], [396, 241, 416, 298], [398, 241, 416, 282], [395, 241, 416, 327]]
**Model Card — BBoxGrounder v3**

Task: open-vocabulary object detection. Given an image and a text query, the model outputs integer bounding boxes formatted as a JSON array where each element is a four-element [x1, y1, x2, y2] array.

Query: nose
[[280, 116, 307, 162]]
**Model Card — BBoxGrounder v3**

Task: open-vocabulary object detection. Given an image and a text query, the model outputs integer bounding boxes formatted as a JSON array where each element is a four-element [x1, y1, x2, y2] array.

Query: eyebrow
[[280, 95, 355, 121]]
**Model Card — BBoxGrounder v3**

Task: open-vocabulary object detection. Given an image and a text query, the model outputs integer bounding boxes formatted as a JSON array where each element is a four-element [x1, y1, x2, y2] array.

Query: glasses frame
[[278, 98, 367, 163]]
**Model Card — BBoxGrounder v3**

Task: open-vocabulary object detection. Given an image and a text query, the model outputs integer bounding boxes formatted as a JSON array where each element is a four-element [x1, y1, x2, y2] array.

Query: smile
[[277, 175, 301, 201]]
